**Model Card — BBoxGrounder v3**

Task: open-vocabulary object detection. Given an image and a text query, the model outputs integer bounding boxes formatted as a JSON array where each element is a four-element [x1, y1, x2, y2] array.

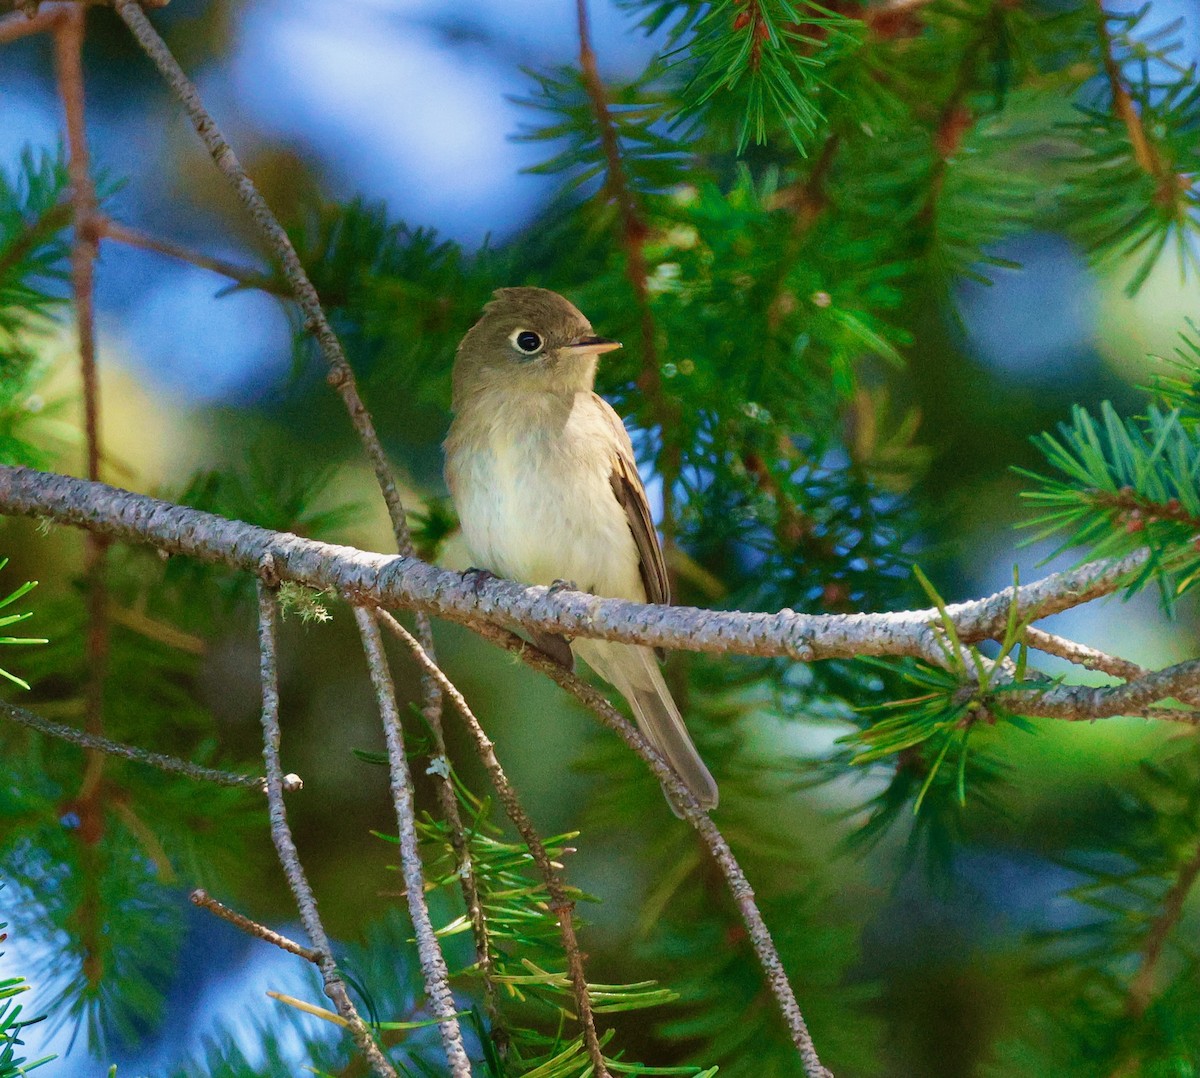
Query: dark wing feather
[[594, 394, 671, 609]]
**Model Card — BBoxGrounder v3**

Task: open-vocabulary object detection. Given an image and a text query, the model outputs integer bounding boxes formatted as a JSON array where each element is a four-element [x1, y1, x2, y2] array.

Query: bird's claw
[[548, 578, 577, 595], [462, 567, 496, 595]]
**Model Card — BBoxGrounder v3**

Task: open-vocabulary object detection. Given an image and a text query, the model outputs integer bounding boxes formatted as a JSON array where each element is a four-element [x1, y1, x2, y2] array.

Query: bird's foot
[[548, 578, 578, 596], [462, 567, 496, 595]]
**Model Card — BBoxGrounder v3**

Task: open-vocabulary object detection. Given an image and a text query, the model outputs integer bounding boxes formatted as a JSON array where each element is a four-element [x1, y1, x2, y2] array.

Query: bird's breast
[[445, 396, 644, 600]]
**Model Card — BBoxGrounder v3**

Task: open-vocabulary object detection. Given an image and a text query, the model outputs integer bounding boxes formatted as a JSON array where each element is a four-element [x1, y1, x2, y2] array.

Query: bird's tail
[[573, 639, 718, 816]]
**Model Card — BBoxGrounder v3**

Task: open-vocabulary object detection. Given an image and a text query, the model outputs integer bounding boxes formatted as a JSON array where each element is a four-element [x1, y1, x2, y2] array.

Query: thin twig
[[1125, 836, 1200, 1029], [54, 0, 108, 776], [256, 583, 398, 1078], [190, 888, 320, 963], [458, 618, 832, 1078], [353, 607, 472, 1078], [1021, 626, 1147, 681], [0, 5, 63, 44], [0, 466, 1155, 669], [0, 699, 296, 790], [406, 621, 505, 1057], [374, 608, 610, 1078], [96, 217, 283, 294], [996, 657, 1200, 720], [1093, 0, 1162, 178]]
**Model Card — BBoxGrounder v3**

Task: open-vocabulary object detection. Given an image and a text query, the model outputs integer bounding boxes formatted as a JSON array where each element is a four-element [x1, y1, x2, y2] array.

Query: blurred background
[[2, 0, 1200, 1075]]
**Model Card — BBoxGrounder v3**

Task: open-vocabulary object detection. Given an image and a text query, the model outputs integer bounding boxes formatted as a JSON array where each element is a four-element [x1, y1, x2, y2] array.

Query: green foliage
[[411, 789, 717, 1077], [4, 0, 1200, 1069], [0, 146, 72, 337], [0, 560, 43, 691], [988, 743, 1200, 1076], [669, 0, 859, 153], [515, 64, 690, 199], [1060, 6, 1200, 294], [1020, 399, 1200, 603], [1, 892, 55, 1078]]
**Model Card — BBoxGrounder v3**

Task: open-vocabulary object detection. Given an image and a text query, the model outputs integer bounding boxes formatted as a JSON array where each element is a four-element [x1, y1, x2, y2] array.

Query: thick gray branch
[[0, 467, 1148, 664]]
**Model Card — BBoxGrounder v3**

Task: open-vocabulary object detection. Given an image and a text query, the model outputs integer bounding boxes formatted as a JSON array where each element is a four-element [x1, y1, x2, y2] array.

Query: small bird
[[444, 287, 718, 813]]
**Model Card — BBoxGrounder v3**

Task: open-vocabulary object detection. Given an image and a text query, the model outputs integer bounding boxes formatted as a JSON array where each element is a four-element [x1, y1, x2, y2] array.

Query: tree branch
[[190, 888, 320, 964], [353, 607, 471, 1078], [0, 466, 1151, 665], [1092, 0, 1163, 179], [374, 608, 609, 1078], [996, 657, 1200, 720], [459, 617, 833, 1078], [0, 698, 297, 790], [96, 216, 283, 294], [256, 583, 398, 1078], [1125, 838, 1200, 1022], [0, 5, 63, 44]]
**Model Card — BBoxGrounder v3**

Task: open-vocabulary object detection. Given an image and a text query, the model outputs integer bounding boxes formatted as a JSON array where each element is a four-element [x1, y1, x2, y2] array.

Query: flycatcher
[[444, 287, 719, 813]]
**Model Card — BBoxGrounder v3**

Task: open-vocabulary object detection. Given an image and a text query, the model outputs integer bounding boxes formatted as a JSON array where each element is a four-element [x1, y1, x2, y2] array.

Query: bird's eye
[[511, 329, 544, 355]]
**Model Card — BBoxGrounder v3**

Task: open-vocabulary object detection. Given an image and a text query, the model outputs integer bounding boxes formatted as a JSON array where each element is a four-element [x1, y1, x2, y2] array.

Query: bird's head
[[451, 287, 621, 409]]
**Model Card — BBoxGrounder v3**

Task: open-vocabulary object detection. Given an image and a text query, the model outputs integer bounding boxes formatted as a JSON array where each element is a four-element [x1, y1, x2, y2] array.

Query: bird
[[443, 286, 718, 814]]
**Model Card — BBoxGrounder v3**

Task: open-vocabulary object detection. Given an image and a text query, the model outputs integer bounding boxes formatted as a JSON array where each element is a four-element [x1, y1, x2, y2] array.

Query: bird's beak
[[564, 335, 622, 355]]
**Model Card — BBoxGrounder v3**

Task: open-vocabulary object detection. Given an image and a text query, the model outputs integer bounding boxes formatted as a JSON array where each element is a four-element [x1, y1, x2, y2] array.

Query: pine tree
[[0, 0, 1199, 1075]]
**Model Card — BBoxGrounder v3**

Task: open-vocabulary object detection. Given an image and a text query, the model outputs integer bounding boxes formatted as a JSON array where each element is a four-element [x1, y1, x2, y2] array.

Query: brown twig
[[256, 584, 399, 1078], [1, 699, 298, 790], [353, 607, 472, 1078], [1125, 838, 1200, 1020], [1092, 0, 1162, 179], [0, 5, 63, 44], [574, 0, 679, 554], [96, 217, 283, 294], [460, 616, 832, 1077], [190, 888, 320, 964], [374, 608, 609, 1078], [51, 9, 111, 1000]]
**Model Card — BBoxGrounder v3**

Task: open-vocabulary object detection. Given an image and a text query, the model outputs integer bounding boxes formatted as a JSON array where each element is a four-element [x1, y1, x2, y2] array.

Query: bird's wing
[[593, 393, 671, 607]]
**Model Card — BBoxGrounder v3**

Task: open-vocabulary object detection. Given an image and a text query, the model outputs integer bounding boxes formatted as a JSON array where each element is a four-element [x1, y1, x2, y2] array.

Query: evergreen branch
[[0, 6, 62, 45], [460, 618, 833, 1078], [255, 584, 398, 1078], [0, 465, 1153, 664], [1021, 626, 1148, 682], [574, 0, 679, 552], [188, 889, 320, 965], [0, 699, 288, 790], [1092, 0, 1163, 182], [352, 607, 471, 1078], [1123, 836, 1200, 1023], [374, 608, 611, 1078], [96, 217, 283, 295], [995, 657, 1200, 720], [0, 201, 71, 292]]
